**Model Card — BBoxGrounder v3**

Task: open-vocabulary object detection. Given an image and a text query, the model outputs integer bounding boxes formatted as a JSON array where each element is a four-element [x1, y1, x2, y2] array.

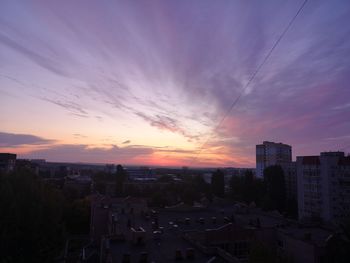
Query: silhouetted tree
[[92, 171, 109, 194], [325, 233, 350, 263], [193, 175, 208, 193], [151, 192, 168, 207], [182, 185, 198, 205], [115, 164, 127, 196], [230, 171, 265, 206], [324, 216, 350, 263], [211, 169, 225, 197], [0, 169, 65, 262], [157, 174, 173, 183], [263, 165, 286, 212], [285, 198, 298, 219], [64, 197, 90, 234]]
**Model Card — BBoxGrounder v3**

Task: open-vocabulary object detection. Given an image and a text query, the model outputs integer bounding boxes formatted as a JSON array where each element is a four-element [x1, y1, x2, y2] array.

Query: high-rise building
[[297, 151, 350, 223], [256, 141, 292, 177]]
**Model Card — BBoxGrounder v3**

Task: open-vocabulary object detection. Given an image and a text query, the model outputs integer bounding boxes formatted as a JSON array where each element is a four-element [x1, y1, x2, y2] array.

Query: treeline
[[93, 167, 213, 207], [92, 165, 297, 217], [0, 169, 90, 263], [229, 166, 297, 218]]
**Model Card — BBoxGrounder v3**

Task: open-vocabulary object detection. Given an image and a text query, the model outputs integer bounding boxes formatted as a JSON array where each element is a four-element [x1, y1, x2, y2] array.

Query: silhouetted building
[[297, 151, 350, 223], [256, 141, 292, 177], [0, 153, 16, 173]]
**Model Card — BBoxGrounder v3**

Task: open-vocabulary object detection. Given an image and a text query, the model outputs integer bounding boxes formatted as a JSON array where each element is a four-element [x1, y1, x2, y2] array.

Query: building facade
[[297, 152, 350, 223], [282, 161, 297, 201], [256, 141, 292, 178]]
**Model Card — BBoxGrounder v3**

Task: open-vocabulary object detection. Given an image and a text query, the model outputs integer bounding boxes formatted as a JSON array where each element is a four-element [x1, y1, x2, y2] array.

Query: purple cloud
[[22, 144, 154, 164], [0, 132, 54, 147]]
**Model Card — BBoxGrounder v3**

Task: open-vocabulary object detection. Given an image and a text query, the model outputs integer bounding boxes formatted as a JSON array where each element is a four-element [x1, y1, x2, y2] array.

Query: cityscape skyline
[[1, 0, 350, 167]]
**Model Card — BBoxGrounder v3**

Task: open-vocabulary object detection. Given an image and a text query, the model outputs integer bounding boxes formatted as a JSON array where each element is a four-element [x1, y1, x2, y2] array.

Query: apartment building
[[297, 152, 350, 222]]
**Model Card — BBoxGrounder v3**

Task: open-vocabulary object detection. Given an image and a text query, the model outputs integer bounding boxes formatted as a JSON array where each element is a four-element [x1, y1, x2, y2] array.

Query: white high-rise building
[[297, 152, 350, 223], [256, 141, 292, 177]]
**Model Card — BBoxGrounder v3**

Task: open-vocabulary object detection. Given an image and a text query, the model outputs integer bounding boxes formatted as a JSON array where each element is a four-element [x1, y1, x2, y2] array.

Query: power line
[[193, 0, 309, 162]]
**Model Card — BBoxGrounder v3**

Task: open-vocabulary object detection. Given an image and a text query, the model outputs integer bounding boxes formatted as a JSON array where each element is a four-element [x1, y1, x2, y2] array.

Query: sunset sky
[[1, 0, 350, 167]]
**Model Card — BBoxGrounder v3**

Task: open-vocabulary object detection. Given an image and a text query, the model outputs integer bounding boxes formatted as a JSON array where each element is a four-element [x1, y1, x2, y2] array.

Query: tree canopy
[[230, 170, 265, 206], [211, 169, 225, 197], [0, 169, 65, 262], [263, 165, 286, 212]]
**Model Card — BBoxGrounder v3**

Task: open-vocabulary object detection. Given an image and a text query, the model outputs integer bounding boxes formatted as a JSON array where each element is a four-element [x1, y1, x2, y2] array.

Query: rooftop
[[301, 156, 320, 165], [278, 226, 332, 247]]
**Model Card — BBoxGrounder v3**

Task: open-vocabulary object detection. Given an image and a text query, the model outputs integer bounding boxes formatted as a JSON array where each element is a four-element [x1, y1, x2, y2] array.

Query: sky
[[1, 0, 350, 167]]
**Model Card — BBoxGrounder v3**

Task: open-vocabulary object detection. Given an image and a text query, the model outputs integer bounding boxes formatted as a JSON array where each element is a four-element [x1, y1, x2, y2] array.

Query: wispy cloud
[[40, 97, 88, 117], [73, 133, 87, 139], [0, 33, 69, 77], [135, 112, 201, 141], [332, 103, 350, 111]]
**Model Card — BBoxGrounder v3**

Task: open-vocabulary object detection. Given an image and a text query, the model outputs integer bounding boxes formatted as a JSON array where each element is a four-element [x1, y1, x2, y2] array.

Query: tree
[[157, 175, 174, 183], [115, 164, 127, 196], [151, 192, 167, 207], [181, 186, 198, 206], [193, 175, 208, 193], [285, 198, 298, 219], [92, 171, 109, 194], [263, 165, 286, 212], [64, 198, 90, 234], [229, 171, 265, 206], [230, 174, 244, 200], [211, 169, 225, 197], [0, 169, 65, 262], [325, 216, 350, 263]]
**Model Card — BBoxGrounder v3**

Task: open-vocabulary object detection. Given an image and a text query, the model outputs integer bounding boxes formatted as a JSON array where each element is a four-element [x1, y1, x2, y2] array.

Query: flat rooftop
[[278, 226, 332, 247], [106, 205, 239, 262]]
